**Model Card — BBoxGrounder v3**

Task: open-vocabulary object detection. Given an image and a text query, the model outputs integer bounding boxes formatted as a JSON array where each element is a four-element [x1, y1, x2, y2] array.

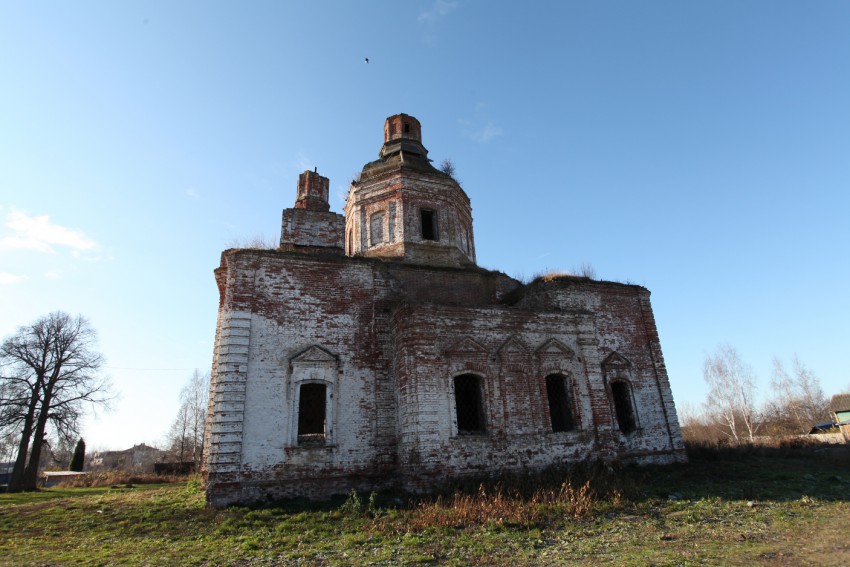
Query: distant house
[[90, 443, 165, 472], [829, 394, 850, 442]]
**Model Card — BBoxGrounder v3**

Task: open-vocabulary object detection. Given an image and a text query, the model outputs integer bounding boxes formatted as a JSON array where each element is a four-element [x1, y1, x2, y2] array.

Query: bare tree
[[765, 355, 829, 434], [702, 344, 760, 444], [677, 402, 714, 444], [168, 398, 191, 464], [0, 312, 111, 491], [0, 430, 17, 466], [439, 158, 457, 178], [167, 369, 209, 469]]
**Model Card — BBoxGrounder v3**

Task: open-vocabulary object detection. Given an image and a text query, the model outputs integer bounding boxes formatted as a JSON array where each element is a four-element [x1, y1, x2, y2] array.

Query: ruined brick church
[[202, 114, 685, 505]]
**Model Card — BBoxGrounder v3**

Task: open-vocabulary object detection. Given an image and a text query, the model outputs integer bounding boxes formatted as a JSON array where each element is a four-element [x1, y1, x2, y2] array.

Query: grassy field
[[1, 446, 849, 565]]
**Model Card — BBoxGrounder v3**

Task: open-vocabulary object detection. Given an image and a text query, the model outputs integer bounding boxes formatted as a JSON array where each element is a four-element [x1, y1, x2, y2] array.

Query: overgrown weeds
[[399, 480, 599, 532], [685, 438, 850, 463], [367, 461, 628, 534], [338, 489, 379, 518], [54, 471, 189, 488]]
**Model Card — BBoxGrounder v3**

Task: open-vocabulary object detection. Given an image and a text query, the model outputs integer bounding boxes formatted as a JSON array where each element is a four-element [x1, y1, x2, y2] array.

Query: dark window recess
[[298, 383, 326, 444], [370, 212, 385, 246], [546, 375, 574, 432], [454, 374, 485, 434], [611, 382, 636, 434], [404, 122, 410, 133], [421, 210, 437, 241]]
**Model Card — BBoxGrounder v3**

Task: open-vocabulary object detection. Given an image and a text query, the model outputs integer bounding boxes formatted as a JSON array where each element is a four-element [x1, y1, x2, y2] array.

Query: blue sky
[[2, 1, 848, 450]]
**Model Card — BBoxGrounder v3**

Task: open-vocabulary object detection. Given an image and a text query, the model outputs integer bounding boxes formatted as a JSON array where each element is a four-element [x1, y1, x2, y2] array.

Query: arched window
[[545, 374, 574, 432], [290, 346, 338, 447], [602, 352, 638, 435], [611, 381, 636, 434], [454, 374, 485, 434]]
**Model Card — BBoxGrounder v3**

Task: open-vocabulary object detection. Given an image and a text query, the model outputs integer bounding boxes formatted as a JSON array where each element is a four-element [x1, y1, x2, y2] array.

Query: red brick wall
[[203, 251, 684, 505]]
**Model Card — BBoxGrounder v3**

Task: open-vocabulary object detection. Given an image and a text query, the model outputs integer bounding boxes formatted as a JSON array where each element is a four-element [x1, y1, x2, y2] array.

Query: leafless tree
[[677, 403, 718, 444], [167, 369, 209, 468], [0, 312, 111, 491], [764, 355, 829, 434], [0, 430, 17, 466], [702, 344, 760, 444], [439, 158, 457, 178]]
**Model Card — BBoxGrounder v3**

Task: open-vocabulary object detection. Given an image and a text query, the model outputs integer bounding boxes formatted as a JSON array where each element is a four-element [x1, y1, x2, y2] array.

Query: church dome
[[344, 114, 475, 268]]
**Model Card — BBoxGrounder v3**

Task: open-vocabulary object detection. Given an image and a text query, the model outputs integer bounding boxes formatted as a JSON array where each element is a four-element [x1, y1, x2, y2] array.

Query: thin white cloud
[[44, 270, 62, 280], [185, 187, 200, 199], [0, 210, 98, 253], [293, 151, 312, 174], [470, 121, 503, 143], [460, 119, 503, 144], [0, 272, 29, 285], [419, 0, 458, 23]]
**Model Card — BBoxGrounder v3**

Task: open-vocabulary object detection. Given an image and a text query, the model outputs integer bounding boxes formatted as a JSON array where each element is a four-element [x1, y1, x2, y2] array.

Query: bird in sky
[[364, 57, 369, 64]]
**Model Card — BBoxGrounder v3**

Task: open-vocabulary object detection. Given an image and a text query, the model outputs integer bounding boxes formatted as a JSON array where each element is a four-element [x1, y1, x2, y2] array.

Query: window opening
[[421, 210, 437, 241], [370, 212, 385, 246], [404, 122, 410, 133], [611, 382, 636, 434], [546, 374, 574, 432], [298, 383, 326, 444], [454, 374, 485, 434]]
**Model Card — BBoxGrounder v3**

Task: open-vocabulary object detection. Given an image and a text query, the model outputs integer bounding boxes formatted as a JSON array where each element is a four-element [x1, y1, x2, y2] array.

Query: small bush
[[338, 489, 363, 516]]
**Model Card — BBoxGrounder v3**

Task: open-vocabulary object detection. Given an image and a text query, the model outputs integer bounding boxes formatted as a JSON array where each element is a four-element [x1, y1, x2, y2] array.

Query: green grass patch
[[2, 448, 850, 565]]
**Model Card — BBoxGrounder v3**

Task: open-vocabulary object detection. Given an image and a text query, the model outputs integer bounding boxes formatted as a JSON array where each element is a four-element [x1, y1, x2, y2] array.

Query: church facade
[[202, 114, 685, 506]]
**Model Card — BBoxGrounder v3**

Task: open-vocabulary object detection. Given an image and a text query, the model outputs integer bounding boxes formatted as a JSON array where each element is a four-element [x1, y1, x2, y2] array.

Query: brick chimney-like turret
[[294, 169, 330, 212], [383, 114, 422, 143]]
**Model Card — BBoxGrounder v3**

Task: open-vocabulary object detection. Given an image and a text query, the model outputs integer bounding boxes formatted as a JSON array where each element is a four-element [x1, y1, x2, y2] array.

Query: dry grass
[[399, 480, 600, 531], [54, 471, 190, 488], [684, 436, 850, 463], [226, 234, 278, 250], [533, 270, 574, 282], [3, 449, 850, 565], [531, 263, 597, 283]]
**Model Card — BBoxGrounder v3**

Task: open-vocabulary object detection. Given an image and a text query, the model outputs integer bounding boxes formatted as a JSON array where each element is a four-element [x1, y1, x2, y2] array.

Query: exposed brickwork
[[345, 114, 475, 267], [384, 113, 422, 143], [203, 115, 686, 506], [294, 170, 330, 212], [280, 170, 345, 251]]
